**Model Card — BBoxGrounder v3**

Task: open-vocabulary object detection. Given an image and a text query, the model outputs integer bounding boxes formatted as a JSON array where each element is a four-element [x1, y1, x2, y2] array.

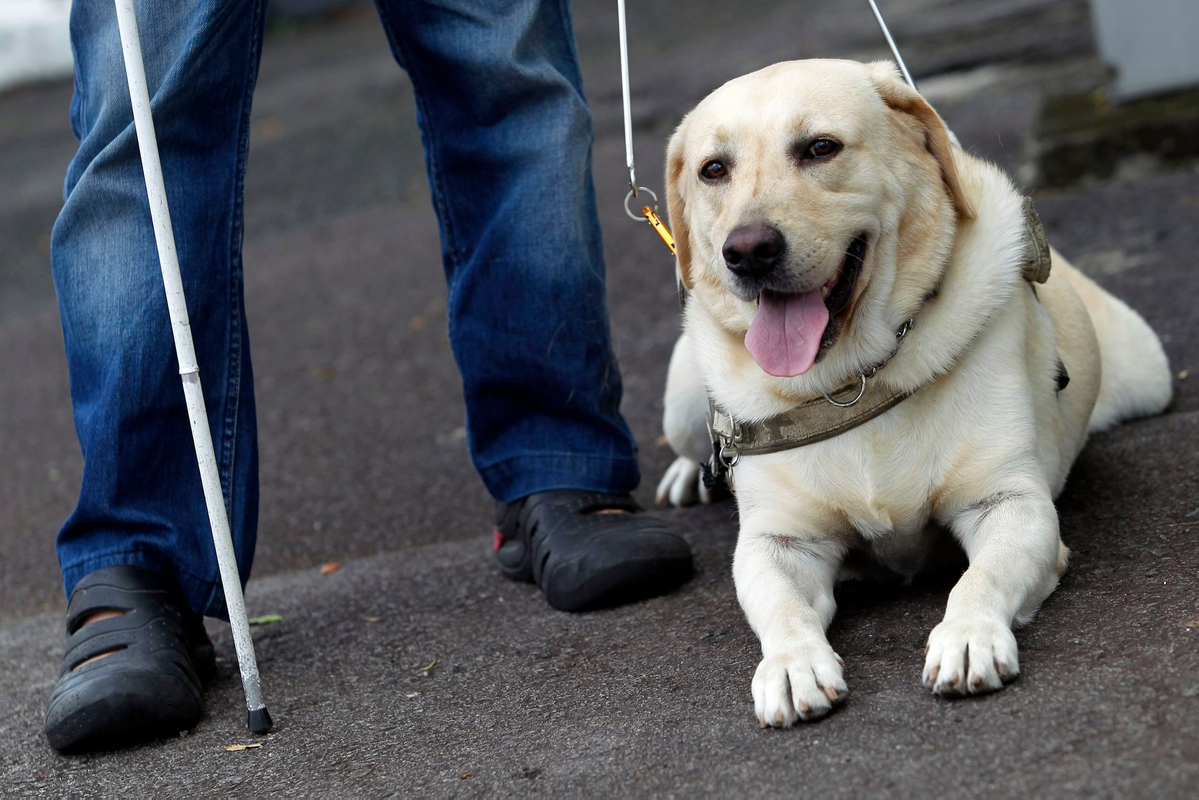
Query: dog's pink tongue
[[745, 289, 829, 377]]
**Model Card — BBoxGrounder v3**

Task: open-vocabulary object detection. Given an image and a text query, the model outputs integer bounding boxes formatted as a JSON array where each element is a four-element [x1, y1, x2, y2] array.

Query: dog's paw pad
[[752, 645, 848, 727], [923, 618, 1018, 698], [655, 456, 713, 507]]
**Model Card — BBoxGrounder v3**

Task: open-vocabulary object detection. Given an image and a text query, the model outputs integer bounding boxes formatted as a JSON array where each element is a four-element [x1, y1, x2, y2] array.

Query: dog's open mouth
[[745, 234, 867, 377]]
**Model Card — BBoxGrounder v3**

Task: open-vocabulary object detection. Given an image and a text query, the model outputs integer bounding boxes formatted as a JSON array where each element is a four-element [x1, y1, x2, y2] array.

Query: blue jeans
[[52, 0, 640, 618]]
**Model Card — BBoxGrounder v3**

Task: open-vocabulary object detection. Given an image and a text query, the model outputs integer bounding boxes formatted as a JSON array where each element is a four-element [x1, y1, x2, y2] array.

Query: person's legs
[[372, 0, 692, 610], [52, 0, 267, 620], [45, 0, 267, 752], [372, 0, 639, 501]]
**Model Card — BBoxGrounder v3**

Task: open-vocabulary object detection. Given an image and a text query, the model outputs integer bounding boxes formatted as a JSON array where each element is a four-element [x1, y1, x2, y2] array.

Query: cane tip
[[248, 706, 274, 734]]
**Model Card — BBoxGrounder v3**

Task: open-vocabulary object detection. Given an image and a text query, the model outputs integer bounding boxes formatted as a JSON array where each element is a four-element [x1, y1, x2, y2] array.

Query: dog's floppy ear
[[665, 115, 695, 290], [868, 61, 975, 220]]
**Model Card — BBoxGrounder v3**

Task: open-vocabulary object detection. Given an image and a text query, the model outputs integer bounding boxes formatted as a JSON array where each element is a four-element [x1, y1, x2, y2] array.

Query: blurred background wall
[[0, 0, 71, 92], [0, 0, 359, 93], [5, 0, 1198, 96], [1091, 0, 1199, 99]]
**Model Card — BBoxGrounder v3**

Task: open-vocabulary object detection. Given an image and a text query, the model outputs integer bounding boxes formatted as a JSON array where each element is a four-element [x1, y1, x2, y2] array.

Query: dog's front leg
[[734, 526, 848, 726], [656, 332, 717, 507], [925, 484, 1067, 697]]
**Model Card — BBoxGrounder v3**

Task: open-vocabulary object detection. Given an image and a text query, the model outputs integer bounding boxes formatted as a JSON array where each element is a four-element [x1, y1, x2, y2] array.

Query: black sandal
[[494, 490, 693, 611], [44, 565, 215, 753]]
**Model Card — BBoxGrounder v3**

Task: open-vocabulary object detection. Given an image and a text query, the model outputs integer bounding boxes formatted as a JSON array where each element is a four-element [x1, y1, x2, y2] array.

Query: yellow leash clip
[[642, 206, 675, 256], [624, 187, 676, 257]]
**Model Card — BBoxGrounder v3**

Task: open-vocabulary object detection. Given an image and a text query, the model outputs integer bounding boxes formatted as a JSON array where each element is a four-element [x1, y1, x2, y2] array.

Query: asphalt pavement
[[1, 0, 1197, 796]]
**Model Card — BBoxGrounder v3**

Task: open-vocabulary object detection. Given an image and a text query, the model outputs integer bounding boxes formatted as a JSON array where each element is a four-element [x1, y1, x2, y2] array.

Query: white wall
[[1092, 0, 1199, 99], [0, 0, 72, 94]]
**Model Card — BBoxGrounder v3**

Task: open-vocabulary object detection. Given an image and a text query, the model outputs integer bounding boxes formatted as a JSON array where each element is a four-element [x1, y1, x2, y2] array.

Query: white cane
[[112, 0, 272, 734]]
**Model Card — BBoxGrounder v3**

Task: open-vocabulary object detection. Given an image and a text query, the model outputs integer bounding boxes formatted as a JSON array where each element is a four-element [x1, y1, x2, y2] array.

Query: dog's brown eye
[[700, 160, 728, 181], [802, 139, 842, 160]]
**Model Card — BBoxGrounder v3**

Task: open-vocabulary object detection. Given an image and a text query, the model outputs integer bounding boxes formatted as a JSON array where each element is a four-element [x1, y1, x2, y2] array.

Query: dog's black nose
[[723, 224, 785, 277]]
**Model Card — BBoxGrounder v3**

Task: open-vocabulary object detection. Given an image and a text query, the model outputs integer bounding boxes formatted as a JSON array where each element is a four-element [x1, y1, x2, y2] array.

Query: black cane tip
[[248, 706, 274, 734]]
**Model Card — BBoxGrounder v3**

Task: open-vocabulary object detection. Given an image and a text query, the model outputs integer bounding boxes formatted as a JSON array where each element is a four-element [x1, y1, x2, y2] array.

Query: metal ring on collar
[[624, 187, 659, 221], [719, 444, 740, 469], [821, 373, 869, 408]]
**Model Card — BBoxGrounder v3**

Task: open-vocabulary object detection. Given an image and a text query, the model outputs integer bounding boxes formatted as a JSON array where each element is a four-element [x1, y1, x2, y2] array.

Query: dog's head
[[667, 59, 973, 384]]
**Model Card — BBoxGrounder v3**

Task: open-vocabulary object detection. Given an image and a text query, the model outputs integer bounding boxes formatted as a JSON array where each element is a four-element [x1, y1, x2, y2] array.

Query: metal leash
[[616, 0, 676, 254], [616, 0, 637, 197], [867, 0, 918, 89]]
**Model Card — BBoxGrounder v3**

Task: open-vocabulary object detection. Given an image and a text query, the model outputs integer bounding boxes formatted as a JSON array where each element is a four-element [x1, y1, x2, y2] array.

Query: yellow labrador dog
[[656, 59, 1172, 727]]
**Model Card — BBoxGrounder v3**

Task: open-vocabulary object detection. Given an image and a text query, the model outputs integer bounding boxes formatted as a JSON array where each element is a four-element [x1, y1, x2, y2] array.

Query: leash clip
[[624, 187, 677, 256], [704, 407, 742, 492]]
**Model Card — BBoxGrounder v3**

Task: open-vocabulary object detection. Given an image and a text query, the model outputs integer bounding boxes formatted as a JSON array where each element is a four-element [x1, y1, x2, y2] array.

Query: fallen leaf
[[253, 116, 285, 144], [248, 614, 283, 626], [419, 658, 438, 672], [1179, 370, 1190, 380], [307, 365, 336, 381], [460, 774, 472, 780], [364, 616, 380, 623], [1186, 621, 1199, 629], [320, 562, 341, 575], [225, 743, 263, 752]]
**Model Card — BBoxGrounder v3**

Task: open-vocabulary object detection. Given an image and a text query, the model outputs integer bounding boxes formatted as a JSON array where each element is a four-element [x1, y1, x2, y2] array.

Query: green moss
[[1033, 86, 1199, 188]]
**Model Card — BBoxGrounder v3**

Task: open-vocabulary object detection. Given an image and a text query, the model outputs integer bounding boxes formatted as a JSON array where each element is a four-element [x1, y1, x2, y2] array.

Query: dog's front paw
[[923, 617, 1019, 697], [655, 456, 714, 507], [752, 644, 847, 727]]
